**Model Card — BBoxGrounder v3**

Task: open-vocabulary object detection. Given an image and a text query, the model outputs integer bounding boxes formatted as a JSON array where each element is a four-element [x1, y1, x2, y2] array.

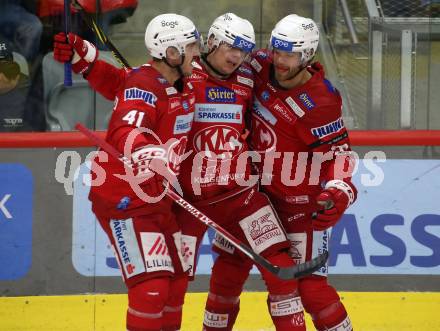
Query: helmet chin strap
[[201, 51, 230, 79], [163, 55, 185, 71], [163, 55, 186, 91]]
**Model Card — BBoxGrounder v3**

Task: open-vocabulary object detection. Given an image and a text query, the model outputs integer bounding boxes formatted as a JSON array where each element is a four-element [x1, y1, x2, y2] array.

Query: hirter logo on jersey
[[124, 88, 157, 106], [206, 87, 236, 103], [298, 93, 315, 110], [311, 117, 345, 139], [193, 125, 243, 161]]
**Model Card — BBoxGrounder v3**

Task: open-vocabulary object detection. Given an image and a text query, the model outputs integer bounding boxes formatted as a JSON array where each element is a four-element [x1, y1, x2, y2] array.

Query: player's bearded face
[[272, 49, 303, 82], [209, 42, 247, 75]]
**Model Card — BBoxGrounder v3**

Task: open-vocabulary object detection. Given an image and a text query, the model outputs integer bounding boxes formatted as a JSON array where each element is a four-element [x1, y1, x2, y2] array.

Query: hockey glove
[[129, 146, 169, 198], [312, 180, 357, 231], [53, 32, 98, 74]]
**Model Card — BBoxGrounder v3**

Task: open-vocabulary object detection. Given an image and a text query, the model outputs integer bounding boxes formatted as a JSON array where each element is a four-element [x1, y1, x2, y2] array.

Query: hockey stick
[[64, 0, 73, 86], [75, 123, 329, 280], [72, 0, 131, 68]]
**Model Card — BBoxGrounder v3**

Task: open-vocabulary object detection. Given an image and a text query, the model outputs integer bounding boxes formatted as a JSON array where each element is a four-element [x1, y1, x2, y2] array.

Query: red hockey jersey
[[249, 50, 353, 210], [88, 63, 195, 218], [179, 58, 255, 201], [85, 58, 255, 203]]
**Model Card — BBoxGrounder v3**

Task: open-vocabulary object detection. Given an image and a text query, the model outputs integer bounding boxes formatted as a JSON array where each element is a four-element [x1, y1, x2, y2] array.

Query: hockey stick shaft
[[64, 0, 73, 86], [72, 0, 131, 68], [75, 123, 328, 279]]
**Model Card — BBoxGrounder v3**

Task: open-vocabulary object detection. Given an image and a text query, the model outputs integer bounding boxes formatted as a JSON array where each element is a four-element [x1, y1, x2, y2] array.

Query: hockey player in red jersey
[[248, 14, 357, 331], [182, 14, 306, 331], [54, 12, 307, 331], [54, 13, 201, 331]]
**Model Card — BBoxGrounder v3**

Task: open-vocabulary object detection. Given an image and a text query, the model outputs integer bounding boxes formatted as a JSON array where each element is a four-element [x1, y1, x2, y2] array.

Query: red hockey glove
[[53, 32, 98, 74], [312, 180, 357, 231], [130, 146, 169, 199]]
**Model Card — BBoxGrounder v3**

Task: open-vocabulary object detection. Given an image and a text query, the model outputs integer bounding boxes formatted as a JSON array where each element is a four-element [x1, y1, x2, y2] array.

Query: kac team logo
[[250, 114, 277, 151], [193, 125, 243, 161]]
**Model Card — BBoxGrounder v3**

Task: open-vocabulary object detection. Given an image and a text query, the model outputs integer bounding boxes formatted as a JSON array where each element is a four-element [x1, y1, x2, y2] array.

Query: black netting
[[380, 0, 440, 18]]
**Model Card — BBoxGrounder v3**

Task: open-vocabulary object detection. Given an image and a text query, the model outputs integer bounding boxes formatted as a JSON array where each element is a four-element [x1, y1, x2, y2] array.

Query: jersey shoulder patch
[[122, 67, 171, 107], [237, 63, 254, 77], [296, 74, 342, 114], [249, 49, 272, 76], [255, 49, 271, 59]]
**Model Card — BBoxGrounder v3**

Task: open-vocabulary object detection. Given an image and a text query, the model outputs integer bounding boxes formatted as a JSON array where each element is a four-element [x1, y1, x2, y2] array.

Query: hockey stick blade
[[75, 123, 329, 279], [274, 250, 329, 280]]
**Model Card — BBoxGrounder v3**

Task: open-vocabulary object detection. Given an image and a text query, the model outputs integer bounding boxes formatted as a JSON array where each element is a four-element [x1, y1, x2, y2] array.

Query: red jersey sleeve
[[294, 102, 348, 151], [86, 59, 127, 100], [292, 70, 355, 183], [106, 68, 162, 154]]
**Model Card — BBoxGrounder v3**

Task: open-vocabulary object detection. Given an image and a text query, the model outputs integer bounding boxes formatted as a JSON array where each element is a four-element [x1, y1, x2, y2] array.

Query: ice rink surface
[[0, 292, 439, 330]]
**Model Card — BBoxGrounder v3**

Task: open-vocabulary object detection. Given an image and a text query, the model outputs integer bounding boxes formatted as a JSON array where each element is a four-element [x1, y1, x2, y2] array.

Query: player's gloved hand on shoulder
[[53, 32, 98, 74], [312, 180, 357, 231]]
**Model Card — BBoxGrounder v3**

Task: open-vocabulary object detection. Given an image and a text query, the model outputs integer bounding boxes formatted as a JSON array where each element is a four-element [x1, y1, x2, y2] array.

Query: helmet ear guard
[[269, 14, 319, 64]]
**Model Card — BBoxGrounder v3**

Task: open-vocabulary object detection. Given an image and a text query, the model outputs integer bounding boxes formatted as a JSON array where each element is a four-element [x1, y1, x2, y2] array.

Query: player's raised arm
[[54, 32, 126, 100]]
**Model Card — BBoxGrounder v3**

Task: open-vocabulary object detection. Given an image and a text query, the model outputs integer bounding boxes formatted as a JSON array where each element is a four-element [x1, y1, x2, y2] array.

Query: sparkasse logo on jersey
[[124, 88, 157, 106], [206, 87, 236, 103], [110, 219, 145, 278], [173, 113, 194, 134], [195, 104, 242, 124]]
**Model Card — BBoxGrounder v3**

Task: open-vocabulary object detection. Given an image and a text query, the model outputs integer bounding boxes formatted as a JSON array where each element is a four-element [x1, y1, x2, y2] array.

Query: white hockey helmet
[[145, 13, 200, 59], [270, 14, 319, 63], [207, 13, 255, 53]]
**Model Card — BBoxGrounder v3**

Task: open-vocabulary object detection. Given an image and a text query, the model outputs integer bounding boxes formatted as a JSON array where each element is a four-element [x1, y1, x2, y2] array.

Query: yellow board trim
[[0, 292, 438, 330]]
